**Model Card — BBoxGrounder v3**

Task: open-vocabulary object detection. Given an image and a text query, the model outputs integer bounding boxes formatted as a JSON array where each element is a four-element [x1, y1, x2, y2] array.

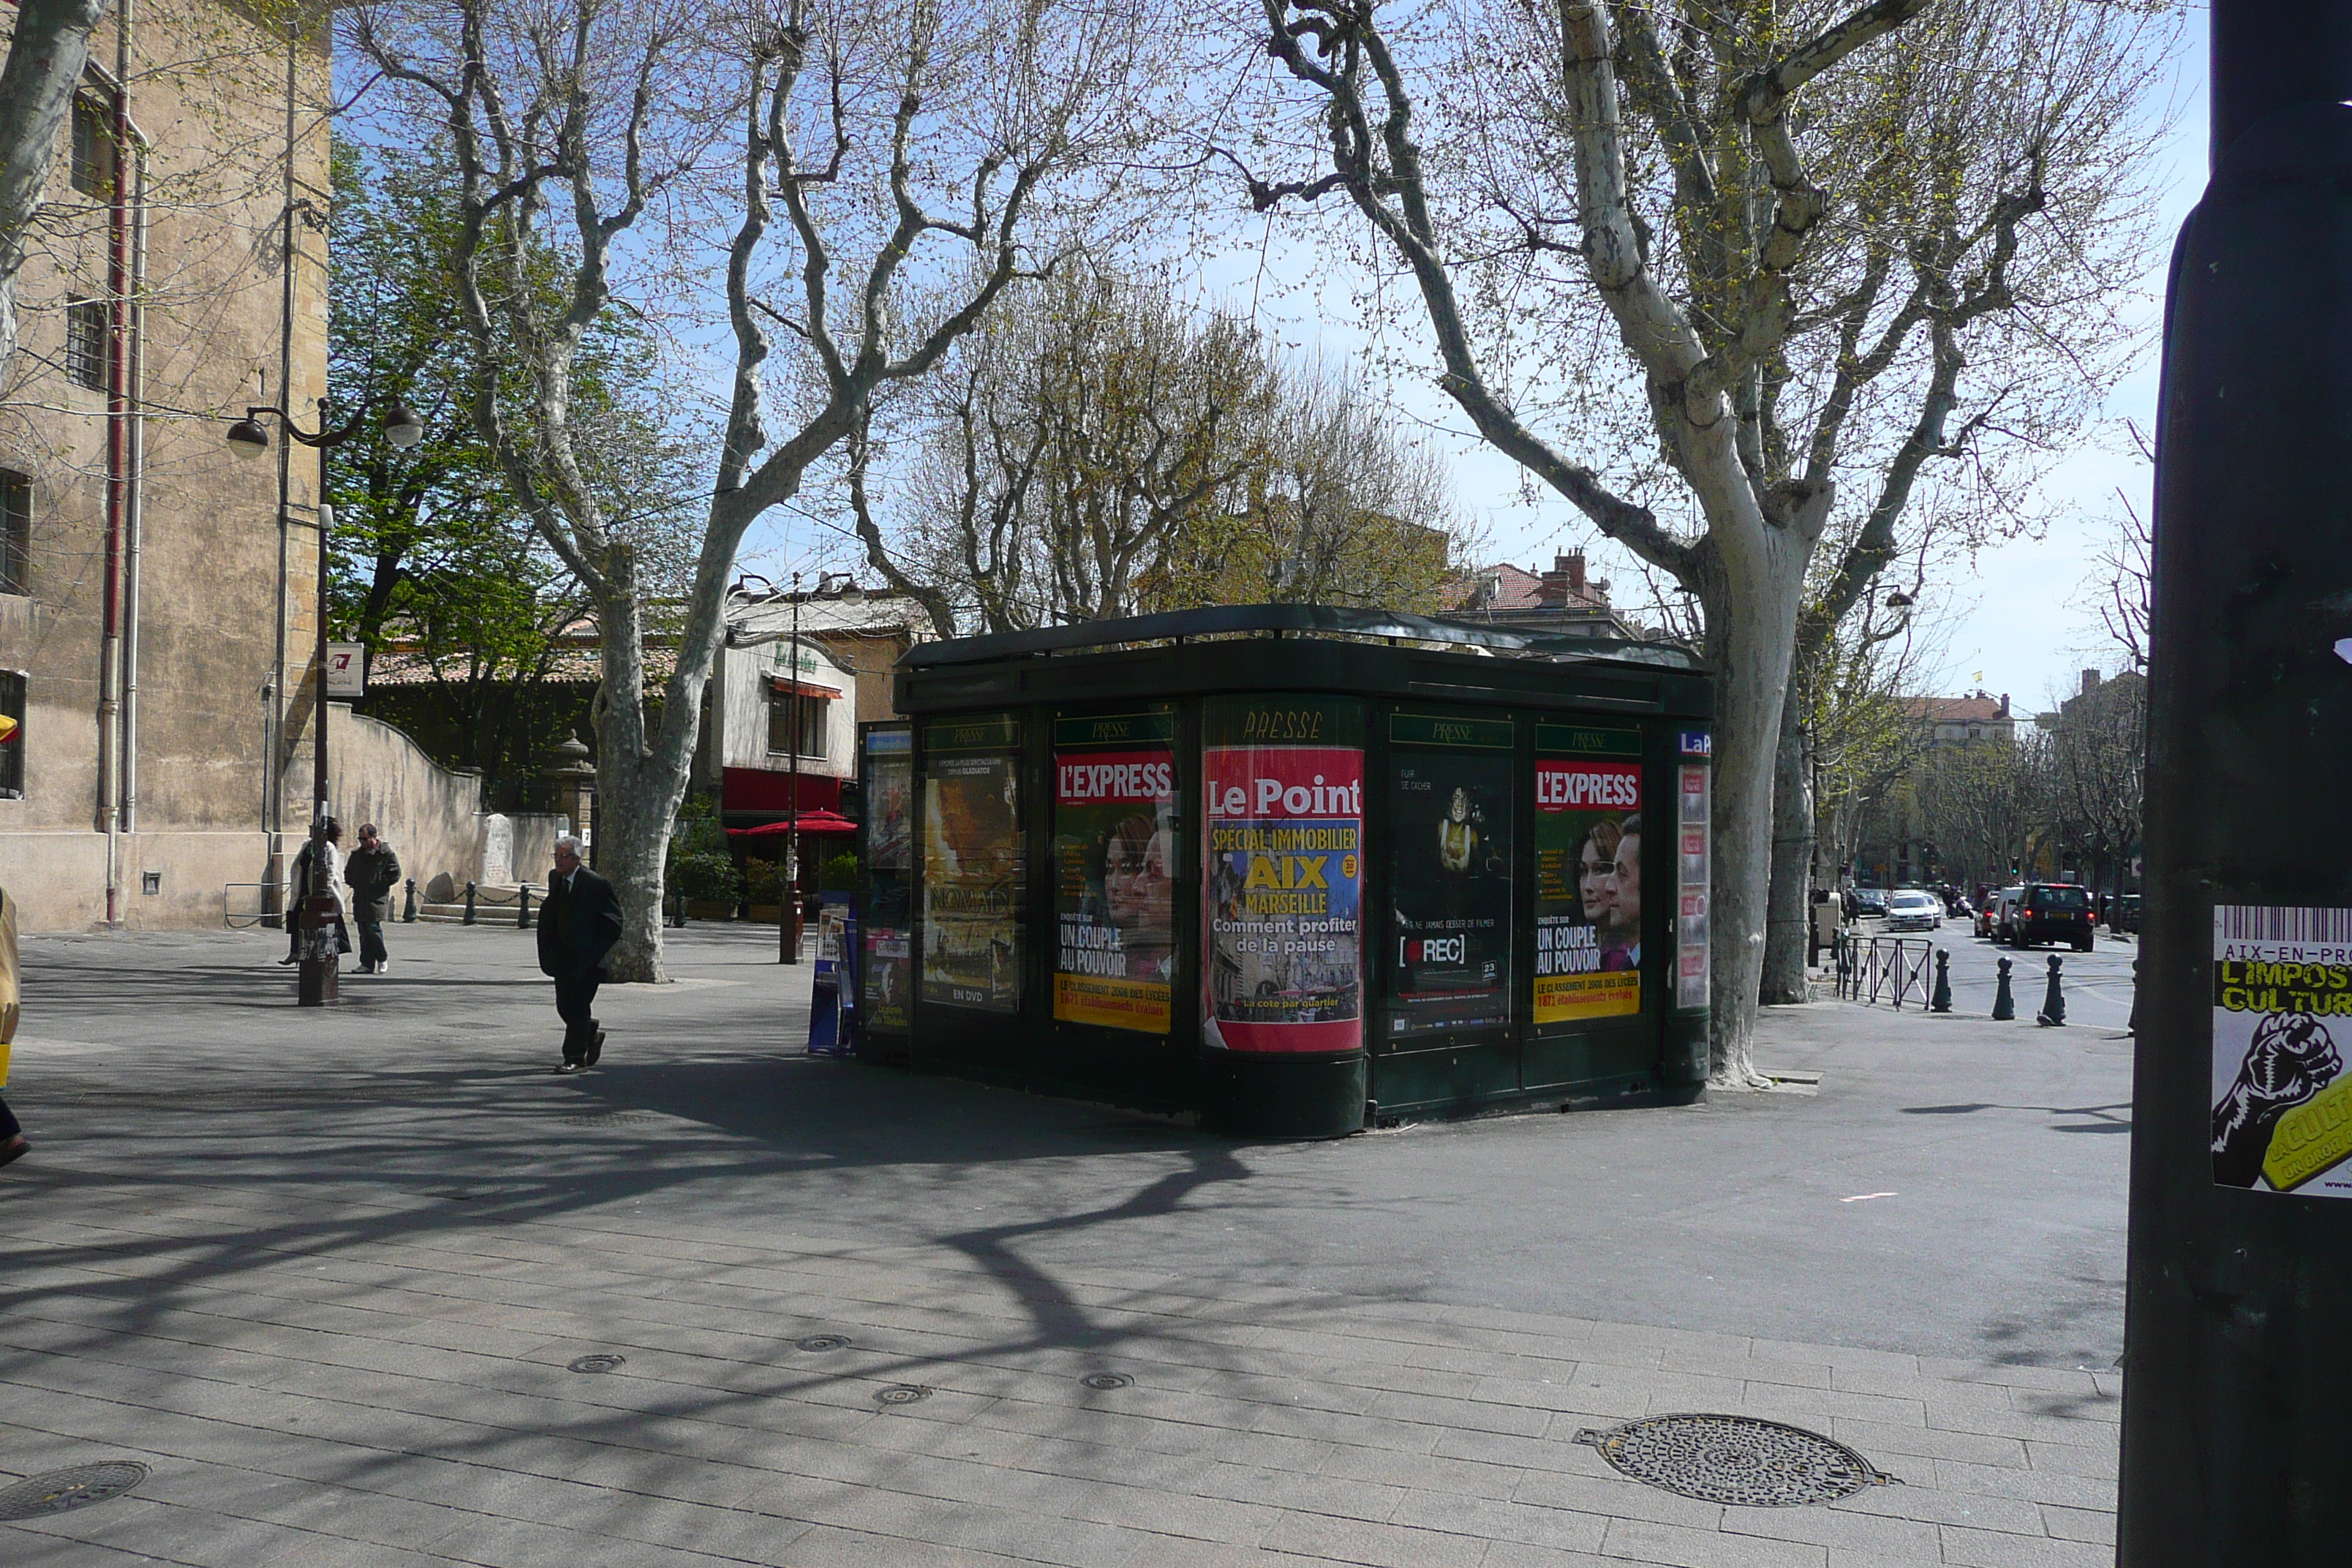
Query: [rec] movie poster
[[2212, 905, 2352, 1196], [1053, 748, 1177, 1032], [1387, 752, 1512, 1038], [1202, 700, 1363, 1053], [1533, 759, 1643, 1023], [921, 752, 1022, 1012], [860, 728, 914, 1030], [866, 731, 913, 872]]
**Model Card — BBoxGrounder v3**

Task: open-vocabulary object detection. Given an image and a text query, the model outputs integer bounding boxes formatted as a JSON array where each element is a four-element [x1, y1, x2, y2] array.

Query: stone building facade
[[0, 4, 331, 931]]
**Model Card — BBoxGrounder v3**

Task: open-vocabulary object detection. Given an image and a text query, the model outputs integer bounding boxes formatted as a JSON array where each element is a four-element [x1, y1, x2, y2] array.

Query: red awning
[[728, 811, 858, 837], [769, 679, 843, 699], [722, 767, 842, 814]]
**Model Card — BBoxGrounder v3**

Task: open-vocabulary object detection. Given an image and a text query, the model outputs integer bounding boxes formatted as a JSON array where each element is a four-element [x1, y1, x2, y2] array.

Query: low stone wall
[[314, 705, 486, 902]]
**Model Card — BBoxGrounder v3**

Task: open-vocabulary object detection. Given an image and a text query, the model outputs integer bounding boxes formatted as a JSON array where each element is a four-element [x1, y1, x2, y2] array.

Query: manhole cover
[[567, 1354, 626, 1373], [1572, 1414, 1897, 1506], [1079, 1372, 1133, 1390], [795, 1334, 849, 1353], [874, 1384, 931, 1406], [0, 1462, 150, 1521]]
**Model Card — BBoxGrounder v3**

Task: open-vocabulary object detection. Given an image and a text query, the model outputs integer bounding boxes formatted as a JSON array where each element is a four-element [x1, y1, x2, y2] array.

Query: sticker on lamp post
[[2212, 905, 2352, 1195]]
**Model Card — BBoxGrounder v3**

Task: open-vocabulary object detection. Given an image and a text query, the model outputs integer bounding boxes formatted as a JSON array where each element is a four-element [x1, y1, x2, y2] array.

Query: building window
[[768, 679, 830, 760], [65, 298, 108, 391], [0, 471, 26, 596], [70, 98, 115, 197], [0, 670, 23, 799]]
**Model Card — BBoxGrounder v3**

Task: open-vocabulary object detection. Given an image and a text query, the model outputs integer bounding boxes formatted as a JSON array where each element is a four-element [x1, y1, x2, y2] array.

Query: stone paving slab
[[4, 1183, 2119, 1567], [1, 926, 2124, 1564]]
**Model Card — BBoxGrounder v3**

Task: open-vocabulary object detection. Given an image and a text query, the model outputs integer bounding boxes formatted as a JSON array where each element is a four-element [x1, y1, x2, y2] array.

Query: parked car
[[1886, 889, 1943, 932], [2010, 883, 2096, 951], [1852, 887, 1890, 918], [2111, 893, 2142, 935], [1980, 886, 2023, 941]]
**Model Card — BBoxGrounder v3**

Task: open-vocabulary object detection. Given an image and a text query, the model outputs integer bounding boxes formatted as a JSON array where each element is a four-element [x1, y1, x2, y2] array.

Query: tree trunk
[[595, 753, 680, 984], [1697, 529, 1813, 1088], [1760, 687, 1814, 1005], [0, 0, 106, 389]]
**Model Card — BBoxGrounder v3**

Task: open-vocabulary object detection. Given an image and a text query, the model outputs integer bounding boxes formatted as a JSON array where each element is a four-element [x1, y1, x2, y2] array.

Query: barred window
[[0, 471, 26, 596], [66, 298, 107, 391], [70, 98, 115, 197], [0, 670, 23, 799]]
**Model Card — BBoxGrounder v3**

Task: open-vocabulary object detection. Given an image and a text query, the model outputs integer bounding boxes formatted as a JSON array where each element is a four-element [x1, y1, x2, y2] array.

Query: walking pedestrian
[[279, 820, 351, 966], [344, 823, 403, 975], [538, 835, 622, 1074], [1, 881, 28, 1170]]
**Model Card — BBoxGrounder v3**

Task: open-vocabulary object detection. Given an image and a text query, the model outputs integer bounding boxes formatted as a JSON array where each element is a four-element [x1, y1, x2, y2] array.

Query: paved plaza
[[0, 922, 2130, 1566]]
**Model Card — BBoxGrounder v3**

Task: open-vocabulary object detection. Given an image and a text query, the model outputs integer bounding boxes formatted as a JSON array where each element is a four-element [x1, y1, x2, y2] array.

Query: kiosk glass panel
[[1532, 723, 1646, 1027], [920, 715, 1024, 1014], [861, 725, 914, 1030], [1052, 709, 1177, 1033], [1384, 712, 1515, 1040], [1201, 696, 1365, 1052]]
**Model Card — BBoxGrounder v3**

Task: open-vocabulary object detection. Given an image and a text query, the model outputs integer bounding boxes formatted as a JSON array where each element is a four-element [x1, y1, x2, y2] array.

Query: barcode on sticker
[[2215, 906, 2352, 944]]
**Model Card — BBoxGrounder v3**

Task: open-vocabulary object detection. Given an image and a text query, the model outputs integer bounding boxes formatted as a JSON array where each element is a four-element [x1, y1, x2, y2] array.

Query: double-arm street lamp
[[227, 394, 424, 1006]]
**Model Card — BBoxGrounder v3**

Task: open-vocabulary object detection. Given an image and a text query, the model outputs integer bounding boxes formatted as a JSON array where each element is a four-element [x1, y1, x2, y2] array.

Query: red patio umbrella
[[728, 810, 858, 837]]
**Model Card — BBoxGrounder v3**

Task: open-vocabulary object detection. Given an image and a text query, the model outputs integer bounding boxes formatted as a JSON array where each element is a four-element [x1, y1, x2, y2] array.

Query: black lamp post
[[2121, 3, 2352, 1561], [229, 394, 425, 1006]]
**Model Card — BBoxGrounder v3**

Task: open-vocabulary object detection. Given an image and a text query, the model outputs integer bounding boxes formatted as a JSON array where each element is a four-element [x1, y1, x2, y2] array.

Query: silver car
[[1886, 889, 1942, 932]]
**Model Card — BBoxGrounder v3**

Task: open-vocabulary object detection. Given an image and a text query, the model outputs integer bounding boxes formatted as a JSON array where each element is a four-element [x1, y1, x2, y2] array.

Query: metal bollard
[[1931, 949, 1952, 1013], [2036, 954, 2066, 1027], [402, 878, 418, 923], [1993, 957, 2016, 1020], [518, 884, 533, 930], [463, 881, 478, 925]]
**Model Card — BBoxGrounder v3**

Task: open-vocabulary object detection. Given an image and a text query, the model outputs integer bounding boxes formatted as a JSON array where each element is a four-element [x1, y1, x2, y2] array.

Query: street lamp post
[[782, 571, 803, 965], [229, 395, 423, 1006]]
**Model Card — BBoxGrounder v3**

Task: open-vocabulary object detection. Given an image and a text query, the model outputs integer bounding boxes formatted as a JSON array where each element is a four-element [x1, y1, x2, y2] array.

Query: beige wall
[[0, 3, 332, 932], [309, 704, 487, 904], [712, 638, 857, 778]]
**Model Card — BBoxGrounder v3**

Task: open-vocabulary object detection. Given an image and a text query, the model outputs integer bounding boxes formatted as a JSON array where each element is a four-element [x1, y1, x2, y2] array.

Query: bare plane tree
[[353, 0, 1158, 979], [1232, 0, 2171, 1082]]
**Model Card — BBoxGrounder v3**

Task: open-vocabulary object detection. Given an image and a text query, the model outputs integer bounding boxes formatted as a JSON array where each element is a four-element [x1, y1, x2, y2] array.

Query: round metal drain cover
[[874, 1384, 931, 1406], [796, 1334, 849, 1353], [1079, 1372, 1133, 1390], [0, 1462, 150, 1521], [1573, 1414, 1896, 1506], [567, 1354, 626, 1373]]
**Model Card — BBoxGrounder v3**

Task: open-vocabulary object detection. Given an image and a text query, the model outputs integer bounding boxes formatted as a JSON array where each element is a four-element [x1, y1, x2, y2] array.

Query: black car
[[2111, 893, 2141, 935], [2011, 883, 2095, 951], [1852, 887, 1890, 918]]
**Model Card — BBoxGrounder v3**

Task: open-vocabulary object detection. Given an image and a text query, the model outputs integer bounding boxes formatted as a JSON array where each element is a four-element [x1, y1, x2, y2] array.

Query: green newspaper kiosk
[[854, 605, 1714, 1137]]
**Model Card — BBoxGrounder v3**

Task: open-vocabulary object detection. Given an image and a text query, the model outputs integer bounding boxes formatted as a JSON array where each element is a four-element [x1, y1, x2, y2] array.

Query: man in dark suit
[[538, 835, 623, 1074]]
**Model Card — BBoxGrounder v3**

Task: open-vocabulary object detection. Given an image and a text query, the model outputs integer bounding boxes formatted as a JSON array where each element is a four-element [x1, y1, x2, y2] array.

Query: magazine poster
[[1533, 759, 1644, 1024], [920, 751, 1022, 1011], [865, 729, 913, 872], [1201, 699, 1364, 1053], [1053, 747, 1177, 1033], [1387, 748, 1513, 1039], [2212, 905, 2352, 1196]]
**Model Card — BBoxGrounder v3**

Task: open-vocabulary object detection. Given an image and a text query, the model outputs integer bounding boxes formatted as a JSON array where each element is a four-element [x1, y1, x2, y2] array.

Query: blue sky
[[730, 15, 2210, 713]]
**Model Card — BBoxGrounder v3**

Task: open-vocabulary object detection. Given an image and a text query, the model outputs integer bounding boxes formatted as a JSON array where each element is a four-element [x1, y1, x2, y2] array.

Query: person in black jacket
[[344, 824, 403, 974], [538, 834, 623, 1074]]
